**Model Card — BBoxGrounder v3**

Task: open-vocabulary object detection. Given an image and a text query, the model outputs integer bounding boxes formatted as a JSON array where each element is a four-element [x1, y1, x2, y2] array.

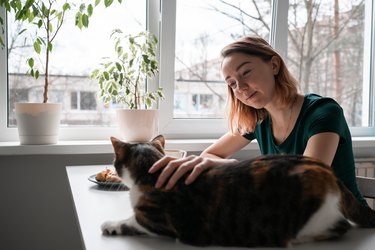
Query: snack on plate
[[95, 168, 122, 183]]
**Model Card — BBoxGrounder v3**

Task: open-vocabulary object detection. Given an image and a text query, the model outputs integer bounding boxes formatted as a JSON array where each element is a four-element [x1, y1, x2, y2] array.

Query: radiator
[[355, 158, 375, 209]]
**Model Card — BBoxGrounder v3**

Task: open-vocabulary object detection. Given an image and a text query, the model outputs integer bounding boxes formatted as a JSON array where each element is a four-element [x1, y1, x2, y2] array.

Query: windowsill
[[0, 137, 374, 156], [0, 138, 257, 155]]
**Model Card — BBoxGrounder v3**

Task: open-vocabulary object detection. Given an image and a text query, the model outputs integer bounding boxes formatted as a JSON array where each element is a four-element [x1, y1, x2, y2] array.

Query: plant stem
[[43, 0, 52, 103], [134, 65, 142, 109]]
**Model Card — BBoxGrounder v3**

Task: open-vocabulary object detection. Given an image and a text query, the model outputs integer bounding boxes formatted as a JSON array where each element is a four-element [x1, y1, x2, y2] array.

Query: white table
[[66, 165, 375, 250]]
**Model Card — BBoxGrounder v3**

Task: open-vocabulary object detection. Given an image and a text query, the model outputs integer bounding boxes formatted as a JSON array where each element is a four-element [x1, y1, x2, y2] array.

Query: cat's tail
[[338, 180, 375, 228]]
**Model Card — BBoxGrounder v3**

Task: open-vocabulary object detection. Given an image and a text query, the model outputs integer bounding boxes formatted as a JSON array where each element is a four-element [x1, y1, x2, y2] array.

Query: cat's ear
[[110, 136, 122, 149], [151, 135, 165, 155], [110, 137, 128, 160], [151, 135, 165, 148]]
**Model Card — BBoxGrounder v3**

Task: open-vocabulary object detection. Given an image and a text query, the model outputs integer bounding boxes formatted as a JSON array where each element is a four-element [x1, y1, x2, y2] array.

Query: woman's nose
[[237, 80, 249, 91]]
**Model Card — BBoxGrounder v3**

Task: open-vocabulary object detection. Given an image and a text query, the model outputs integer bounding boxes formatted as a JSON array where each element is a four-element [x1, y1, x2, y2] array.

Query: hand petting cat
[[149, 155, 238, 190]]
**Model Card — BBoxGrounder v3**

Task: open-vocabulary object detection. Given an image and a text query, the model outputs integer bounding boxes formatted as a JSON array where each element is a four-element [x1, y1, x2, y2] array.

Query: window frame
[[0, 0, 374, 142]]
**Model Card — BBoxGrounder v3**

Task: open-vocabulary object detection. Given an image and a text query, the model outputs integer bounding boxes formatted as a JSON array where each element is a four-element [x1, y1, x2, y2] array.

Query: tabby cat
[[101, 135, 375, 247]]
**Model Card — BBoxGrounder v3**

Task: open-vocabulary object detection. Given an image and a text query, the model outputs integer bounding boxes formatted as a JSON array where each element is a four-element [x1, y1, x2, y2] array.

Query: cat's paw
[[101, 220, 122, 235]]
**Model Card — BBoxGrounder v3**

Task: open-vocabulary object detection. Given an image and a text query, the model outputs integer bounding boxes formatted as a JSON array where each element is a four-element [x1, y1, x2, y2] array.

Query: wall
[[0, 154, 113, 250], [0, 147, 261, 250]]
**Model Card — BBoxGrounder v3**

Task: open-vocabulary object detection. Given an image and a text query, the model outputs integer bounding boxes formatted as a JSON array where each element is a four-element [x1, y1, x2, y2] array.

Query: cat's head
[[110, 135, 166, 188]]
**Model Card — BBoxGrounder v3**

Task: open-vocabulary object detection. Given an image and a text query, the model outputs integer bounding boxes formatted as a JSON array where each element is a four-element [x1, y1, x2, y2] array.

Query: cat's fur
[[101, 135, 375, 247]]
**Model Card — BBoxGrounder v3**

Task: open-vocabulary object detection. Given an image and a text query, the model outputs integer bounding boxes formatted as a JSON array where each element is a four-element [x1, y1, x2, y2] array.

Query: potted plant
[[0, 0, 121, 144], [91, 29, 164, 142]]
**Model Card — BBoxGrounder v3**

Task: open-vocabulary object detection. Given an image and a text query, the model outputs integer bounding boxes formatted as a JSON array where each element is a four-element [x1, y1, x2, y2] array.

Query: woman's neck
[[266, 94, 302, 144]]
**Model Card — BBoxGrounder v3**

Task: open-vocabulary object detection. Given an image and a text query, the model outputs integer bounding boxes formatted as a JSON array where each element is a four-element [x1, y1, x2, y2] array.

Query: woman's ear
[[271, 56, 280, 75]]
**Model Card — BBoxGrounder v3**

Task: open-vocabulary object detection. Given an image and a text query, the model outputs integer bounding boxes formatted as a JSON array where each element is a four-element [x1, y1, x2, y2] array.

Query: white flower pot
[[116, 109, 159, 142], [15, 103, 62, 145]]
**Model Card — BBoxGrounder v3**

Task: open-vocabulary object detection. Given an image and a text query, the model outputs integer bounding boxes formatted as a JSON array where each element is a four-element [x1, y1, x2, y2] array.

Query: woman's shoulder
[[300, 94, 350, 141], [304, 93, 339, 104], [303, 93, 342, 113]]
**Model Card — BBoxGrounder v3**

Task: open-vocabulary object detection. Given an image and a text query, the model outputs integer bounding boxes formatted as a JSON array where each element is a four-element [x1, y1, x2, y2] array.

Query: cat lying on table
[[101, 135, 375, 247]]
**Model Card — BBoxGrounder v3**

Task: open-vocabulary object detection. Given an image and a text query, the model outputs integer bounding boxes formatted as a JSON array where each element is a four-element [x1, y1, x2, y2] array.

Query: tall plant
[[0, 0, 122, 103]]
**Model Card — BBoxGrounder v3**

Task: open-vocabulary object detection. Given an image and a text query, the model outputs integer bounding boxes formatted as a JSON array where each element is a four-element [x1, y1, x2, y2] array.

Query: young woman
[[149, 36, 367, 205]]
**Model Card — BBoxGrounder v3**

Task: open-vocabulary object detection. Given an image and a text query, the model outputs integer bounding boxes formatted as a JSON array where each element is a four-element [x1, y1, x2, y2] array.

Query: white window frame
[[0, 0, 374, 142]]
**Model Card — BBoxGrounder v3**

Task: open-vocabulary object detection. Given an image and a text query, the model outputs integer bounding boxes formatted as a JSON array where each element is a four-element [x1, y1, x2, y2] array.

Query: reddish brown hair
[[221, 36, 299, 134]]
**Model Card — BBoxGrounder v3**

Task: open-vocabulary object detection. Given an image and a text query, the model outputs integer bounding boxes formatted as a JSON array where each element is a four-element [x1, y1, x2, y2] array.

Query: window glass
[[81, 92, 97, 111], [174, 0, 271, 119], [287, 0, 366, 127], [7, 0, 146, 127]]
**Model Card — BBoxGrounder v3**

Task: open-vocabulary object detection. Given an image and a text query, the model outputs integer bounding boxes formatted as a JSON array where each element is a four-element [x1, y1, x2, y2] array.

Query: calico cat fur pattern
[[101, 135, 375, 247]]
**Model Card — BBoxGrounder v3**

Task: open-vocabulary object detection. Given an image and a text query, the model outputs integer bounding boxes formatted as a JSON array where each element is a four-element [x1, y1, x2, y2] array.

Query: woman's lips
[[246, 91, 257, 100]]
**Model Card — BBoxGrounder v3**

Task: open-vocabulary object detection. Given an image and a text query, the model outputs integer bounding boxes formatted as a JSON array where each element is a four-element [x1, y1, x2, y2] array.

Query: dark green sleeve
[[243, 132, 256, 141], [306, 100, 347, 143]]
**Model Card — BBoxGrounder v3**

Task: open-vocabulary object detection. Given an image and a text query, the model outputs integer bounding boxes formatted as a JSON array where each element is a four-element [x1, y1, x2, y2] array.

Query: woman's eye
[[242, 70, 251, 77], [228, 81, 237, 89]]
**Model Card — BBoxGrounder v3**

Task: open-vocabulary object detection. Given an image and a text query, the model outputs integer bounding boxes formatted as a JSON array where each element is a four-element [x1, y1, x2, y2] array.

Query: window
[[1, 0, 374, 142], [159, 0, 272, 138], [4, 0, 146, 127], [287, 0, 366, 127], [159, 0, 375, 138], [70, 91, 97, 111], [174, 0, 271, 119]]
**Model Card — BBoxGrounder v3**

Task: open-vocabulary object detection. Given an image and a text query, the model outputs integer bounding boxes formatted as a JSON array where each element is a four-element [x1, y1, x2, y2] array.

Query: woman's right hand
[[148, 155, 237, 190]]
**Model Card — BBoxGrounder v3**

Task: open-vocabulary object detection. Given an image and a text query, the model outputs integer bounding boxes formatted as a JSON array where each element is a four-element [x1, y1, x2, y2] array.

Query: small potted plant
[[91, 29, 164, 142], [0, 0, 121, 144]]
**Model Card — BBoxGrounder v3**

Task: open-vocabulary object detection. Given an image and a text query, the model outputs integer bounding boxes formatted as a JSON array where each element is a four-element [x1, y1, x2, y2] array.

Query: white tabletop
[[66, 165, 375, 250]]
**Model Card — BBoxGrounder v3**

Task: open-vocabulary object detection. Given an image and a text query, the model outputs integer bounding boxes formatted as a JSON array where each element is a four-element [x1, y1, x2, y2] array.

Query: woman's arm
[[149, 131, 251, 189], [201, 131, 252, 158], [303, 132, 340, 166]]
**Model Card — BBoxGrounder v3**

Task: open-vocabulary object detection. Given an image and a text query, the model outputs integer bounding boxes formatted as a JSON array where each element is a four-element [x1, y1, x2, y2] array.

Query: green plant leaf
[[41, 3, 48, 17], [75, 12, 83, 29], [28, 58, 34, 68], [82, 14, 89, 28], [79, 3, 86, 12], [48, 42, 53, 52], [142, 54, 150, 63], [63, 3, 71, 11], [87, 4, 93, 16], [91, 69, 99, 79], [95, 0, 101, 7], [33, 40, 41, 54], [146, 97, 151, 108], [115, 62, 122, 71], [104, 0, 114, 7], [103, 71, 109, 80]]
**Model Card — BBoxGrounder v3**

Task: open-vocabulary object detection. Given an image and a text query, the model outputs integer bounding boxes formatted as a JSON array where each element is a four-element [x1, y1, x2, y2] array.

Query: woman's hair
[[221, 36, 299, 135]]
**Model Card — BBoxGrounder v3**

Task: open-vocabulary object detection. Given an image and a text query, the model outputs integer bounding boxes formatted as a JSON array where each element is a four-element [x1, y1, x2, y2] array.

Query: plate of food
[[88, 168, 128, 189], [89, 149, 186, 189]]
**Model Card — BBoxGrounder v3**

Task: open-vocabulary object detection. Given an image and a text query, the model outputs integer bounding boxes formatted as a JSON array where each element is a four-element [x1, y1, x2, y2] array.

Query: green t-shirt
[[243, 93, 367, 206]]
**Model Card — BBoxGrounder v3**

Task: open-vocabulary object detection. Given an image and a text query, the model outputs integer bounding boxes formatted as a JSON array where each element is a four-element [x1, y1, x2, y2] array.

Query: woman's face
[[221, 52, 279, 109]]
